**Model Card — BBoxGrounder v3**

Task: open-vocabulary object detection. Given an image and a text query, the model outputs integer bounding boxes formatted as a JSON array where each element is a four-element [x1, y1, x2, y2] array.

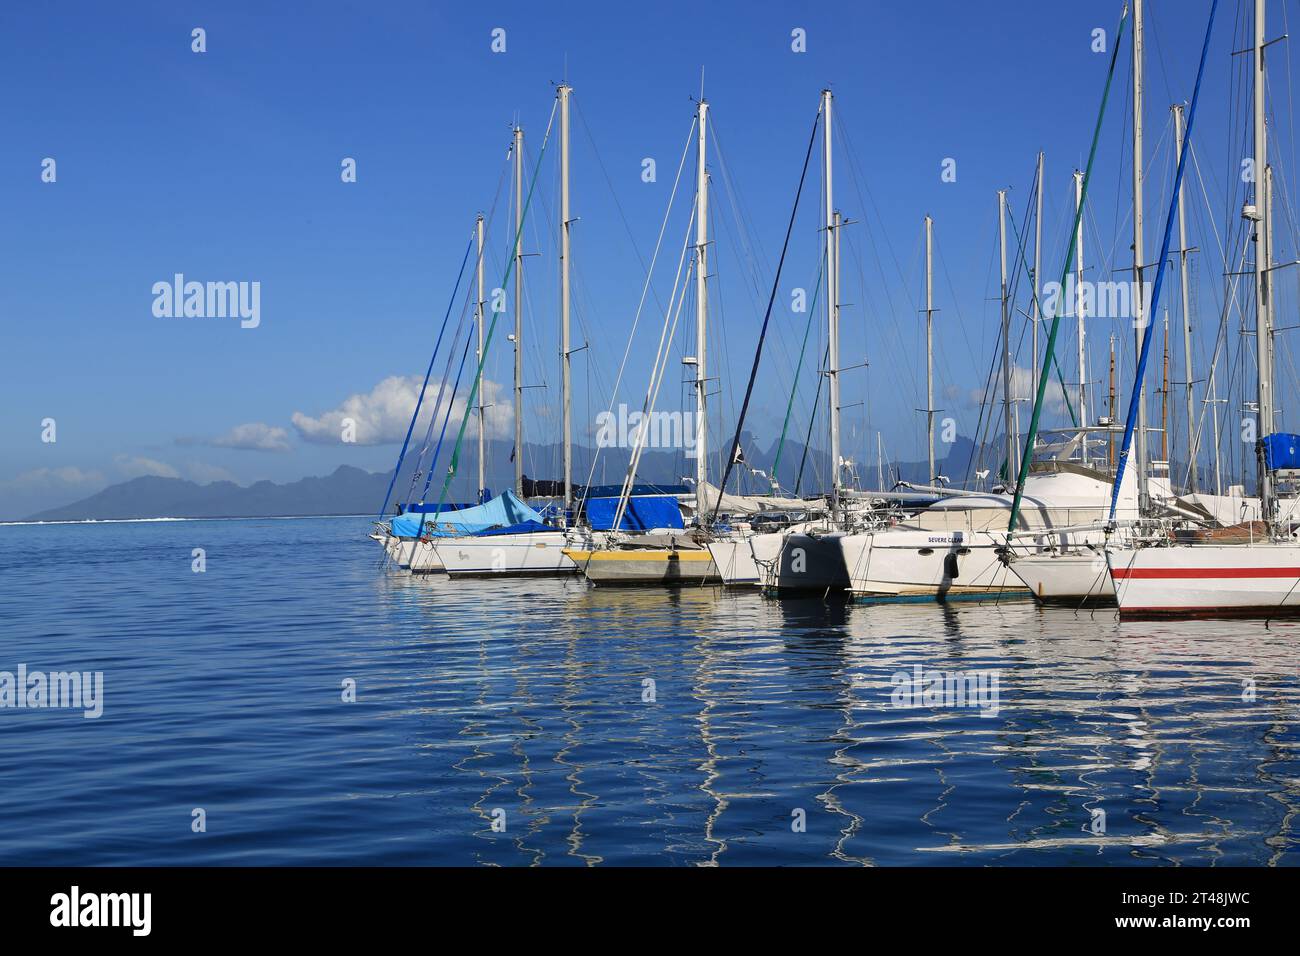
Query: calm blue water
[[0, 516, 1297, 866]]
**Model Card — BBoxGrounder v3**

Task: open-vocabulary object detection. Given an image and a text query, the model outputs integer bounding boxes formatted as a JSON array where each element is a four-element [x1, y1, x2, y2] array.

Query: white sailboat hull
[[408, 538, 444, 573], [706, 536, 760, 586], [1108, 542, 1300, 616], [376, 532, 444, 572], [382, 534, 418, 569], [1007, 549, 1114, 601], [839, 529, 1029, 601], [434, 531, 578, 577], [837, 466, 1133, 602]]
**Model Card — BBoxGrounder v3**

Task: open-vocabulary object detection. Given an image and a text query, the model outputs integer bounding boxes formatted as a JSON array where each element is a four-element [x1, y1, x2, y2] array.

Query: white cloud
[[211, 422, 290, 452], [113, 454, 180, 479], [1013, 364, 1069, 413], [966, 365, 1067, 414], [9, 466, 105, 488], [291, 375, 512, 446], [3, 466, 106, 494]]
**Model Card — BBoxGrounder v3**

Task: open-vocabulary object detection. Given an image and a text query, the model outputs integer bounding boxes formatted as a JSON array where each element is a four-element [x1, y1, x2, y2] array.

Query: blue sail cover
[[477, 520, 552, 537], [585, 495, 684, 531], [1264, 433, 1300, 470], [582, 483, 690, 498], [389, 490, 545, 537]]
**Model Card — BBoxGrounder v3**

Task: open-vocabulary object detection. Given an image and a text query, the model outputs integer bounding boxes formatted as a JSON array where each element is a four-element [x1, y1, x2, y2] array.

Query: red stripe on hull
[[1118, 605, 1300, 619], [1111, 566, 1300, 580]]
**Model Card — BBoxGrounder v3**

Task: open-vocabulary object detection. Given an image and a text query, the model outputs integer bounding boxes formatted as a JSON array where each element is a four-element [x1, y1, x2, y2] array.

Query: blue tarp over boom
[[585, 496, 684, 531], [582, 483, 690, 498], [397, 502, 472, 514], [389, 490, 545, 537], [1264, 433, 1300, 470]]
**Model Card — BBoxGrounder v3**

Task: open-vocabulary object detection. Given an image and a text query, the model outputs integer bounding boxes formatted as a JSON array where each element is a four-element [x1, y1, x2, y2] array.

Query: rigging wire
[[576, 114, 698, 515], [711, 107, 822, 522], [377, 232, 473, 520]]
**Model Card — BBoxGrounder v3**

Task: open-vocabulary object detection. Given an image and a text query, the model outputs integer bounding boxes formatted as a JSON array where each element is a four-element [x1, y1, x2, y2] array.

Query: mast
[[924, 214, 935, 482], [1252, 0, 1274, 521], [475, 213, 486, 501], [998, 189, 1016, 481], [694, 99, 709, 519], [1032, 153, 1043, 389], [1266, 159, 1277, 441], [512, 125, 525, 497], [833, 208, 844, 492], [822, 89, 841, 515], [1074, 169, 1087, 463], [1108, 334, 1116, 470], [1209, 366, 1223, 495], [1172, 103, 1197, 493], [1161, 313, 1170, 464], [558, 84, 573, 514], [876, 432, 883, 491], [1132, 0, 1150, 511]]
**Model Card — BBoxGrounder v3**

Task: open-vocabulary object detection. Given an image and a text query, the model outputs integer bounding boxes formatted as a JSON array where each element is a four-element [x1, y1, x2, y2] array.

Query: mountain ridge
[[22, 434, 993, 521]]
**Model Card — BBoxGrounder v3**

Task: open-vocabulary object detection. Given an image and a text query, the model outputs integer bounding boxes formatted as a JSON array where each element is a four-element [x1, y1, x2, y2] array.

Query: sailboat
[[727, 90, 856, 595], [431, 88, 581, 577], [835, 173, 1133, 602], [565, 97, 723, 586], [1107, 0, 1300, 616], [1004, 0, 1159, 602], [833, 0, 1188, 605], [373, 223, 484, 573], [998, 0, 1234, 603]]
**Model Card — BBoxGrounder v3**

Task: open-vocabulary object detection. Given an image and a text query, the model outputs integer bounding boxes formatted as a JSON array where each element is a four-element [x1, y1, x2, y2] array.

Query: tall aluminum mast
[[475, 213, 486, 500], [1253, 0, 1275, 519], [1132, 0, 1150, 510], [512, 125, 525, 497], [694, 99, 709, 519], [1172, 103, 1197, 492], [1074, 169, 1088, 464], [558, 84, 574, 514], [1032, 153, 1044, 389], [924, 214, 935, 482], [998, 189, 1017, 481], [821, 89, 841, 515]]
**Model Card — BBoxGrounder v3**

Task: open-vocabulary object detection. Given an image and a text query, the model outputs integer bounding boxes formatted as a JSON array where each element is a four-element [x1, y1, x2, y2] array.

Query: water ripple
[[0, 518, 1296, 864]]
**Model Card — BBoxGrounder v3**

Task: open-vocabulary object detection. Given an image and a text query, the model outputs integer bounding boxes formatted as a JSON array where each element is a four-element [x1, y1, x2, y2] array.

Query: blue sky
[[0, 0, 1289, 517]]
